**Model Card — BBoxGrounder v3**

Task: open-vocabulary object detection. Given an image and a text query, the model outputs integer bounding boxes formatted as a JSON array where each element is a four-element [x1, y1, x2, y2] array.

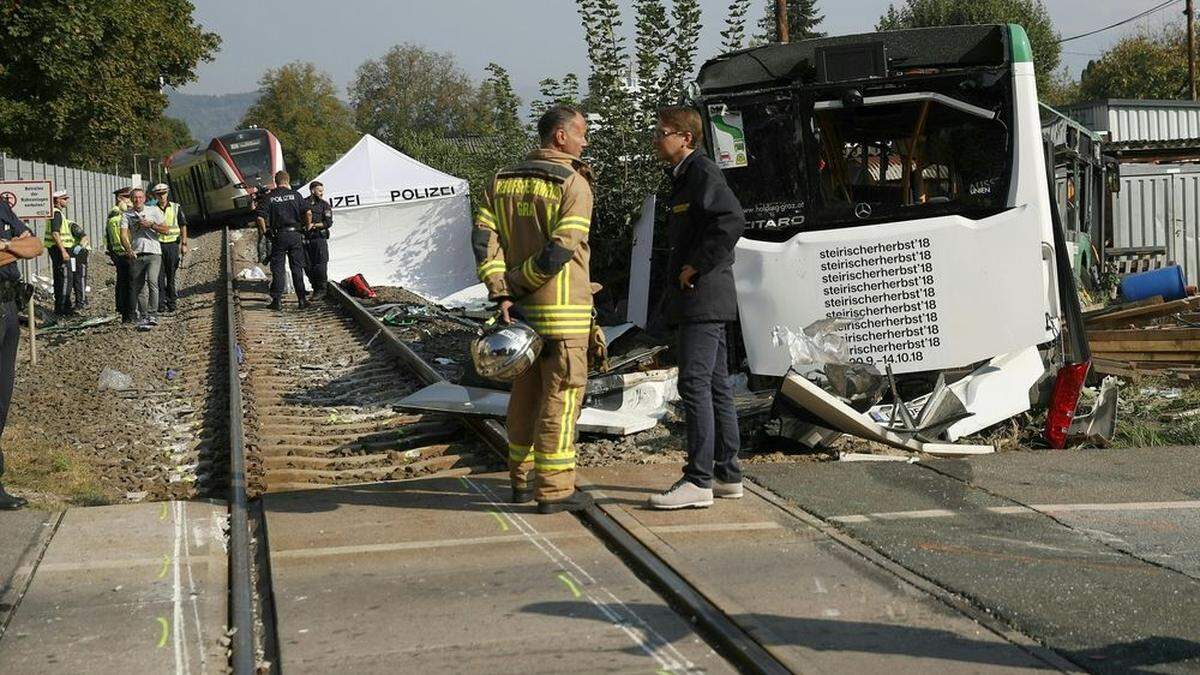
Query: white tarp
[[301, 134, 477, 301]]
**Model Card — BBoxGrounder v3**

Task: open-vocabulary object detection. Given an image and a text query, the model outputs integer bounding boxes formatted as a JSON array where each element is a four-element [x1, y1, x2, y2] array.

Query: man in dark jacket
[[304, 181, 333, 298], [649, 106, 746, 510]]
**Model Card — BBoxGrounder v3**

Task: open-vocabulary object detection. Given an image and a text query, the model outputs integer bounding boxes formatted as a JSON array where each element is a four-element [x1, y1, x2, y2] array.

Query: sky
[[182, 0, 1184, 101]]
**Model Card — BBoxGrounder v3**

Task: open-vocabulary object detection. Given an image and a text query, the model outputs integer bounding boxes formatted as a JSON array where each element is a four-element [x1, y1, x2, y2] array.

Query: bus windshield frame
[[702, 65, 1016, 242]]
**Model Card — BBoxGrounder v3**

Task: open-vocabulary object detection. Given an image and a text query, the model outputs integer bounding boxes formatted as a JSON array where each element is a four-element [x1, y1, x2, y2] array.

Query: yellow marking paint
[[458, 477, 470, 489], [557, 572, 582, 598], [485, 508, 509, 532], [157, 554, 170, 579], [160, 502, 168, 520], [156, 617, 169, 648]]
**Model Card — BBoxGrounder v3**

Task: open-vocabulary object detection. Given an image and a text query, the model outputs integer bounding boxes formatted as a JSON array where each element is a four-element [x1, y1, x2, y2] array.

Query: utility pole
[[776, 0, 789, 43], [1189, 0, 1197, 101]]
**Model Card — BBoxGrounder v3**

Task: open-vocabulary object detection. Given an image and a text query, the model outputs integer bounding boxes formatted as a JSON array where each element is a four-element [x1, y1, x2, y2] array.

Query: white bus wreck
[[693, 24, 1090, 448]]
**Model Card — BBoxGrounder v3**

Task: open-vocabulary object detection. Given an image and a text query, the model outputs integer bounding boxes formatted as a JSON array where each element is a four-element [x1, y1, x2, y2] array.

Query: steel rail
[[224, 227, 256, 674], [328, 281, 793, 675]]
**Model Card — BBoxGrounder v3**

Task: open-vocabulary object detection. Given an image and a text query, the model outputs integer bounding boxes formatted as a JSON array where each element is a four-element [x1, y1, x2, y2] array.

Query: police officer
[[152, 183, 188, 313], [649, 106, 746, 511], [304, 181, 332, 299], [43, 190, 76, 316], [105, 187, 135, 322], [256, 170, 311, 310], [0, 198, 45, 508]]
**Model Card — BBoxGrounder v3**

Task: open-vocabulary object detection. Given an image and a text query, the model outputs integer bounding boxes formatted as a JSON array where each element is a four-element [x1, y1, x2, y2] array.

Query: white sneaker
[[714, 480, 743, 499], [648, 479, 713, 510]]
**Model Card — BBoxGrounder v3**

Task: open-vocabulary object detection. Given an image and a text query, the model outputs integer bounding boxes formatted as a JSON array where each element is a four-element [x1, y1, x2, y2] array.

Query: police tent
[[301, 134, 477, 301]]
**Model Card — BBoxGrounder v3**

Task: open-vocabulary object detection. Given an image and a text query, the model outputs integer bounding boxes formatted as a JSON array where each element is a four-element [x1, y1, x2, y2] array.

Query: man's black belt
[[277, 226, 300, 231]]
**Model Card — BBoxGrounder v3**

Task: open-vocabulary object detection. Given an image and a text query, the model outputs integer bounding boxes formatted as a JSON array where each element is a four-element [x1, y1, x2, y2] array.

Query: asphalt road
[[746, 447, 1200, 674]]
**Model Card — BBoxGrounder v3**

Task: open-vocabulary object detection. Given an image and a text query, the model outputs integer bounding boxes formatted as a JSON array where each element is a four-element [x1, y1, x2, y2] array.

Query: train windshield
[[711, 69, 1013, 241], [219, 131, 272, 182]]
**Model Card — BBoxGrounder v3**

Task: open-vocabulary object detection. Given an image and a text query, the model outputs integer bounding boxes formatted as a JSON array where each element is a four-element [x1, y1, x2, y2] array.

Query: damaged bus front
[[696, 24, 1068, 442]]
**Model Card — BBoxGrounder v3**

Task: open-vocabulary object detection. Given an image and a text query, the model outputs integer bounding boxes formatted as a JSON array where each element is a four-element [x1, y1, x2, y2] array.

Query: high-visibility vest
[[159, 202, 180, 243], [105, 205, 127, 254], [43, 208, 76, 249]]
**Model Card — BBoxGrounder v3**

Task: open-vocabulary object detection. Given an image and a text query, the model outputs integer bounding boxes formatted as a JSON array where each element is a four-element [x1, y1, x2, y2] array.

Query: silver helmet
[[471, 321, 543, 383]]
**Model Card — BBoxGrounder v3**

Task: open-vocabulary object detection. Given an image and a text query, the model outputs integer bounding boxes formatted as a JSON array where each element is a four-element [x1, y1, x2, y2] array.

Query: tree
[[576, 0, 702, 284], [877, 0, 1060, 93], [722, 0, 754, 52], [142, 117, 195, 169], [390, 64, 530, 210], [350, 44, 483, 145], [241, 62, 359, 183], [532, 74, 582, 118], [1080, 25, 1189, 100], [755, 0, 825, 43], [0, 0, 219, 169]]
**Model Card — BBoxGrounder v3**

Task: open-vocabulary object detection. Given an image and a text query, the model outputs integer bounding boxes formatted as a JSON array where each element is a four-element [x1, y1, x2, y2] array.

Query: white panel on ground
[[398, 381, 658, 436]]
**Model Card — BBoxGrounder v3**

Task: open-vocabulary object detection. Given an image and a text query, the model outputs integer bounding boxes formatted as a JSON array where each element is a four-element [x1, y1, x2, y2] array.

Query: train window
[[208, 161, 230, 189]]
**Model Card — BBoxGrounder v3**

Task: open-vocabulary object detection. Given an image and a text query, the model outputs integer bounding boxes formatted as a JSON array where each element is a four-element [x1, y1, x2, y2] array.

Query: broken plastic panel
[[772, 318, 888, 410]]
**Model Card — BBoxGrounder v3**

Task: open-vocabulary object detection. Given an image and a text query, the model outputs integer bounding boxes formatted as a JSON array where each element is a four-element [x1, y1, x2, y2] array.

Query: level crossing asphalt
[[745, 446, 1200, 674]]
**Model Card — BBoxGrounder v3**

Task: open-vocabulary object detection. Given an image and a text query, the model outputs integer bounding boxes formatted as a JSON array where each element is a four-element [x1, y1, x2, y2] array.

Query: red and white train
[[164, 128, 285, 226]]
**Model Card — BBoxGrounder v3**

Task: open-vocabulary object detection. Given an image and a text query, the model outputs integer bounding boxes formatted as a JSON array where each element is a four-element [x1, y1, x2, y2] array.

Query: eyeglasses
[[653, 128, 685, 140]]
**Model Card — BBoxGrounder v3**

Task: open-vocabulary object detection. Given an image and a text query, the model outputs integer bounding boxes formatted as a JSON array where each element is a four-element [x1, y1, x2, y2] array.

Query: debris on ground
[[97, 367, 133, 391]]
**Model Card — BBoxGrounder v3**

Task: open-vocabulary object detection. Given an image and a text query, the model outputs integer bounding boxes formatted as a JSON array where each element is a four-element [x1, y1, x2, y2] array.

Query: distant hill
[[166, 90, 260, 142]]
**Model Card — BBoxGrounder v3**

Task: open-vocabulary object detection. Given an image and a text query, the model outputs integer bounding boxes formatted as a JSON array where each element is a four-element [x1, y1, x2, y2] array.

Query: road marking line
[[272, 532, 590, 559], [156, 617, 169, 648], [182, 502, 207, 673], [827, 499, 1200, 523], [484, 507, 509, 532], [648, 521, 782, 534], [466, 478, 697, 674], [171, 501, 188, 675], [158, 554, 170, 579], [557, 572, 582, 598]]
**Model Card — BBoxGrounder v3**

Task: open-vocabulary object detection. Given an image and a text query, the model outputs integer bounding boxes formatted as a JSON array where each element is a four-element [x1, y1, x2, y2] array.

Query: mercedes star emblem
[[854, 202, 872, 219]]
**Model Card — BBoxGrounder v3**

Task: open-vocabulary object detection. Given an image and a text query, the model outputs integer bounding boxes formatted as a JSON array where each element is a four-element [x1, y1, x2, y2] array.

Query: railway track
[[219, 227, 790, 674]]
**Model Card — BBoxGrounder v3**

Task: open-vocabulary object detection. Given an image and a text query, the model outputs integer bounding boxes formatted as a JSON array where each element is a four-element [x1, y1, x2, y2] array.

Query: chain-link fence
[[0, 153, 140, 279]]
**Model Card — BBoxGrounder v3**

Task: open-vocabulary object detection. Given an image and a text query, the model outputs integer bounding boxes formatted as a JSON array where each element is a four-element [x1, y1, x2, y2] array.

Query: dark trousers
[[157, 241, 180, 311], [0, 302, 20, 480], [109, 252, 133, 321], [269, 230, 307, 300], [71, 248, 88, 308], [303, 237, 329, 293], [677, 321, 741, 488], [48, 247, 71, 314]]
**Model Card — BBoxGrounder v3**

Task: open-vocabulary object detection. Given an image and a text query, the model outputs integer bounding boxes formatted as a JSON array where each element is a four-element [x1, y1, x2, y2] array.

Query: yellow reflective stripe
[[520, 304, 592, 313], [508, 442, 533, 462], [554, 215, 590, 234], [556, 386, 582, 456], [522, 257, 552, 286], [494, 196, 508, 245], [545, 201, 560, 239], [475, 218, 497, 232], [477, 260, 506, 281], [494, 177, 563, 201]]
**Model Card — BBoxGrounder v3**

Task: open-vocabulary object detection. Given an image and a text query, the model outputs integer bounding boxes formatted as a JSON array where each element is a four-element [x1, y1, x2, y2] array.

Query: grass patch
[[3, 432, 117, 509], [1111, 377, 1200, 447]]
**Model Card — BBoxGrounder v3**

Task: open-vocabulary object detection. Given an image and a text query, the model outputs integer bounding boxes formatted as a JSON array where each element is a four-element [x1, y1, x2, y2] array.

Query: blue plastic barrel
[[1120, 265, 1187, 302]]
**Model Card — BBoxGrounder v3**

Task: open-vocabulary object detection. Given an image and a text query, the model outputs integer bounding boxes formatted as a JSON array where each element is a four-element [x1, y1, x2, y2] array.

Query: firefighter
[[256, 171, 312, 310], [106, 187, 135, 322], [43, 190, 76, 316], [152, 183, 188, 313], [472, 105, 595, 514], [648, 106, 746, 510], [304, 181, 333, 298]]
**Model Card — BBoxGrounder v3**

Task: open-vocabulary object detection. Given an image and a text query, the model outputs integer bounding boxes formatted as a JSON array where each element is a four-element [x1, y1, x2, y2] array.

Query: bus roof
[[697, 24, 1021, 94]]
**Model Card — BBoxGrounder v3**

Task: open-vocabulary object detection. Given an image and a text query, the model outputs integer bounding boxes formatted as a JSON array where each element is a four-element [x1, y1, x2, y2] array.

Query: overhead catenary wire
[[1058, 0, 1183, 43]]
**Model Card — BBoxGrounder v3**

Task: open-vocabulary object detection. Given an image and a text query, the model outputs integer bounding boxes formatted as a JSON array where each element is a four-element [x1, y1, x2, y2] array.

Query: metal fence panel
[[0, 153, 137, 282], [1113, 163, 1200, 286]]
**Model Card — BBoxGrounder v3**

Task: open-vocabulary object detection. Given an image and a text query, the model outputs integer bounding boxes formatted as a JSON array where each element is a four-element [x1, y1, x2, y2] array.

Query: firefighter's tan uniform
[[473, 148, 594, 503]]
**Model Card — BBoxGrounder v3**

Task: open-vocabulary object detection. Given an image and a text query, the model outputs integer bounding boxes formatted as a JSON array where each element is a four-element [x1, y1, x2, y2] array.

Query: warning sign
[[0, 181, 52, 219]]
